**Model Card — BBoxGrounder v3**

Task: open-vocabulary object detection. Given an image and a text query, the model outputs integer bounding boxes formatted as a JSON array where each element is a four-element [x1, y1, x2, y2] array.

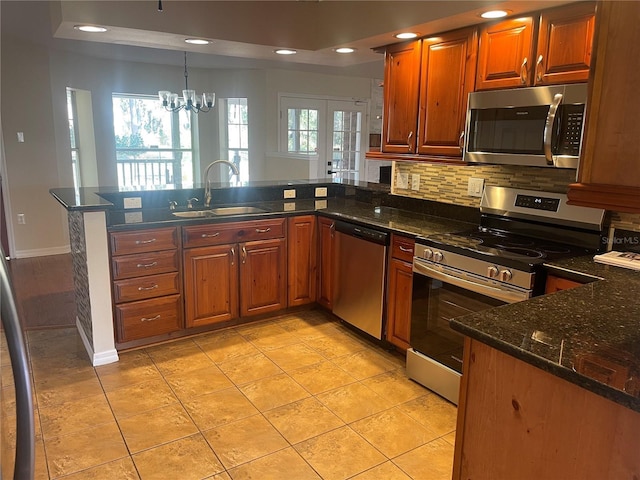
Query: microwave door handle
[[413, 259, 529, 303], [543, 93, 563, 166]]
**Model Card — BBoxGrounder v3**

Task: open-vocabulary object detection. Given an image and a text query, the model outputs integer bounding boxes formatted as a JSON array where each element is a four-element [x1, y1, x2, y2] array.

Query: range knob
[[500, 269, 513, 282], [487, 266, 500, 278], [423, 248, 434, 260], [433, 251, 444, 262]]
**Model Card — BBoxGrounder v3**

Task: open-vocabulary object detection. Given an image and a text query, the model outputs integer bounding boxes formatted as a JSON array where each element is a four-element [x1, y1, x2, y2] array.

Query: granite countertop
[[451, 255, 640, 413]]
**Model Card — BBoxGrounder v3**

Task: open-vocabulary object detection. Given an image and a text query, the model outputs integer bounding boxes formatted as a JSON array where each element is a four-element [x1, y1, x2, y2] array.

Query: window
[[224, 98, 249, 183], [112, 94, 196, 189], [278, 95, 368, 180], [66, 89, 81, 189]]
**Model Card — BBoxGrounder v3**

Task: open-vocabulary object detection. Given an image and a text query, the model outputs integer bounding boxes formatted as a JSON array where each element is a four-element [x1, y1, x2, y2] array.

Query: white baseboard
[[14, 245, 71, 259], [75, 316, 119, 366]]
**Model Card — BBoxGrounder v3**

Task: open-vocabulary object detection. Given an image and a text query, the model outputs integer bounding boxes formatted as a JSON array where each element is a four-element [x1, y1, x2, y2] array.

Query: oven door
[[407, 257, 532, 404]]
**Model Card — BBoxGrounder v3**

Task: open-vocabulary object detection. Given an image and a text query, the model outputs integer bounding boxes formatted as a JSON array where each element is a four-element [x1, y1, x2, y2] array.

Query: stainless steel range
[[407, 186, 605, 404]]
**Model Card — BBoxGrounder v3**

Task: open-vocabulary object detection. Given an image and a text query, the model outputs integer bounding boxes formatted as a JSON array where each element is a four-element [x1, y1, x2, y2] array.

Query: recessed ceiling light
[[275, 49, 297, 55], [481, 10, 510, 19], [74, 25, 108, 33], [185, 38, 210, 45], [335, 47, 356, 54], [395, 32, 419, 40]]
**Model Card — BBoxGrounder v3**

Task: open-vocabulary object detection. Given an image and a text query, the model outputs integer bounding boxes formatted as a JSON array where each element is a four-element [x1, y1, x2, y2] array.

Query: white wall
[[0, 35, 376, 256]]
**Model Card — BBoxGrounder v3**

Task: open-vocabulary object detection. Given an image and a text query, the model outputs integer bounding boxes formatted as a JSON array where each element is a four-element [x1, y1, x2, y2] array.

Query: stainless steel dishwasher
[[332, 220, 389, 340]]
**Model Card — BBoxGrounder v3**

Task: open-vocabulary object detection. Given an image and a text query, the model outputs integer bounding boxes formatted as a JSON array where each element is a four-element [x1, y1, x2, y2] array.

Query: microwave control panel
[[556, 104, 585, 156]]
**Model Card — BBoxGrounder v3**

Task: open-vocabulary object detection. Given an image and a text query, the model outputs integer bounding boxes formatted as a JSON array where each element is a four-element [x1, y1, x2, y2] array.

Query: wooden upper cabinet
[[535, 2, 596, 85], [568, 0, 640, 212], [382, 40, 421, 153], [476, 16, 536, 90], [417, 27, 477, 157]]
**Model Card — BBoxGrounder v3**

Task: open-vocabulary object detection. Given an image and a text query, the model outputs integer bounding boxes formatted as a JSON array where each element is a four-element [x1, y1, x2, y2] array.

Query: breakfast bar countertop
[[451, 254, 640, 413]]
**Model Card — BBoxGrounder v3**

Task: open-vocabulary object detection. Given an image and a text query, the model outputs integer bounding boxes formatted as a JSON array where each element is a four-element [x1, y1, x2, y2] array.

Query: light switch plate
[[315, 187, 328, 197], [411, 174, 421, 191], [283, 189, 296, 199], [123, 197, 142, 209], [467, 177, 485, 197], [396, 172, 409, 189]]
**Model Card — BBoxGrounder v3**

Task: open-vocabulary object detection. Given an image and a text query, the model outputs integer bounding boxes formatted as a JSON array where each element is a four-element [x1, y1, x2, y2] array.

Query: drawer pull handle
[[135, 238, 156, 245], [137, 284, 159, 291], [136, 261, 158, 268], [201, 232, 221, 238], [398, 246, 413, 253], [255, 227, 271, 233], [140, 314, 161, 322]]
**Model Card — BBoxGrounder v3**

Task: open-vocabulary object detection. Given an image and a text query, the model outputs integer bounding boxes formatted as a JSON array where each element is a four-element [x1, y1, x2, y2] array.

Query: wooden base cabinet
[[287, 216, 317, 307], [182, 219, 286, 328], [453, 338, 640, 479], [183, 245, 238, 328], [109, 227, 182, 344], [317, 217, 335, 310], [240, 238, 287, 317], [386, 235, 415, 351]]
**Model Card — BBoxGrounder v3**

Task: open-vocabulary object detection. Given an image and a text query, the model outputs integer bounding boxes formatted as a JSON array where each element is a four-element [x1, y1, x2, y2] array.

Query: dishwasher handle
[[334, 220, 389, 245]]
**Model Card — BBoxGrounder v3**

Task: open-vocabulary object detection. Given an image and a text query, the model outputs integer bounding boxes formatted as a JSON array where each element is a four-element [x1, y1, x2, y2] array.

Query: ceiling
[[3, 0, 575, 78]]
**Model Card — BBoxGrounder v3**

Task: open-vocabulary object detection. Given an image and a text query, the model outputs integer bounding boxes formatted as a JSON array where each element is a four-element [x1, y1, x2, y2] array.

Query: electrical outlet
[[16, 132, 24, 143], [396, 172, 409, 189], [283, 189, 296, 199], [17, 213, 25, 224], [315, 187, 328, 197], [284, 202, 296, 211], [315, 199, 328, 209], [123, 197, 142, 209], [467, 177, 485, 197], [411, 174, 421, 191]]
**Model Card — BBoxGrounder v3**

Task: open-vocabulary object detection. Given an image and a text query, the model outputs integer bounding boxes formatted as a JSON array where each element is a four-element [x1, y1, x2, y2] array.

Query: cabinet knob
[[520, 57, 529, 84]]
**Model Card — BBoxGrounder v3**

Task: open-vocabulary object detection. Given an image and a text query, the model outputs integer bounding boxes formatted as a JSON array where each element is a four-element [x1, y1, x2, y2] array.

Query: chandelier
[[158, 52, 214, 114]]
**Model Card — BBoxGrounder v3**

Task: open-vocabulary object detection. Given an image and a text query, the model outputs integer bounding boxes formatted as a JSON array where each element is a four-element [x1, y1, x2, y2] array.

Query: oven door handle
[[413, 260, 530, 304]]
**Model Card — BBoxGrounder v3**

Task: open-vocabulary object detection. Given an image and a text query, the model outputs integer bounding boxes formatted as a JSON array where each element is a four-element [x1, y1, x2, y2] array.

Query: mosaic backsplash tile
[[68, 211, 93, 347], [391, 161, 640, 239]]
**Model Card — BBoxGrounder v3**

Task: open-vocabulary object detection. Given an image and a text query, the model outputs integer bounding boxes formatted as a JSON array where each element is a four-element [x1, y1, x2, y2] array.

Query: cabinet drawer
[[391, 234, 415, 263], [115, 295, 182, 343], [113, 272, 180, 303], [110, 227, 178, 256], [183, 222, 244, 248], [183, 218, 286, 248], [111, 250, 179, 280]]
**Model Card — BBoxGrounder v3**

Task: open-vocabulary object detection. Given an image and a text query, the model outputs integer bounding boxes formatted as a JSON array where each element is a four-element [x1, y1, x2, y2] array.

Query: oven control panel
[[514, 194, 560, 212]]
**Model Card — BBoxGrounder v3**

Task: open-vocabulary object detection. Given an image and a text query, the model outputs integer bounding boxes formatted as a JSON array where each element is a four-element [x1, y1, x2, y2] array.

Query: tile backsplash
[[391, 161, 640, 242]]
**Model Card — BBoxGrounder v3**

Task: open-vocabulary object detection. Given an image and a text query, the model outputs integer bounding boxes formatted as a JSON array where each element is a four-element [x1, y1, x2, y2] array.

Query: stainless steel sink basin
[[172, 210, 212, 218], [172, 206, 268, 218], [209, 206, 268, 215]]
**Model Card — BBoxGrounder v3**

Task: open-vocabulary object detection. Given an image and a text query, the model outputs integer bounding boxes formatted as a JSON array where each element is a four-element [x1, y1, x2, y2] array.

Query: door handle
[[242, 246, 247, 264], [407, 131, 414, 149], [458, 130, 465, 153], [543, 93, 563, 166], [536, 55, 544, 83], [230, 247, 235, 266]]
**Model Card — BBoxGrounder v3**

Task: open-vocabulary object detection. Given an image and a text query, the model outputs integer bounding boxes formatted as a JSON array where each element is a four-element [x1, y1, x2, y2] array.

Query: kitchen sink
[[172, 210, 212, 218], [172, 206, 268, 218], [209, 206, 268, 215]]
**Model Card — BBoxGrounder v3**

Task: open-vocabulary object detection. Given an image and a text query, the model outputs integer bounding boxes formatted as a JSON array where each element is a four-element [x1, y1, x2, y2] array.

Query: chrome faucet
[[203, 160, 239, 208]]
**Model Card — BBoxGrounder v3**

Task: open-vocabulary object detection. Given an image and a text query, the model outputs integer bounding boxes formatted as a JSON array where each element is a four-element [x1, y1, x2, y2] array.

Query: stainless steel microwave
[[463, 83, 588, 168]]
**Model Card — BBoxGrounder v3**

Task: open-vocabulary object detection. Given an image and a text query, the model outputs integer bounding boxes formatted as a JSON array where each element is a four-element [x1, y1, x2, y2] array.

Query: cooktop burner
[[418, 227, 594, 270]]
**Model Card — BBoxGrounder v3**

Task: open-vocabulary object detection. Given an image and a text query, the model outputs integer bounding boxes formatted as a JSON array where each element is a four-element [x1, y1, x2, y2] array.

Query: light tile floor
[[4, 309, 457, 479]]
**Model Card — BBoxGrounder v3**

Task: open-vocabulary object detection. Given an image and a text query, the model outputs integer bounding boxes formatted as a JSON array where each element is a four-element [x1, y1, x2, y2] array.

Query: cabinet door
[[476, 16, 535, 90], [382, 40, 422, 153], [240, 238, 287, 317], [317, 217, 335, 310], [567, 1, 640, 212], [417, 27, 478, 157], [386, 258, 413, 351], [535, 2, 595, 85], [184, 245, 238, 328], [287, 216, 317, 307], [544, 274, 583, 294]]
